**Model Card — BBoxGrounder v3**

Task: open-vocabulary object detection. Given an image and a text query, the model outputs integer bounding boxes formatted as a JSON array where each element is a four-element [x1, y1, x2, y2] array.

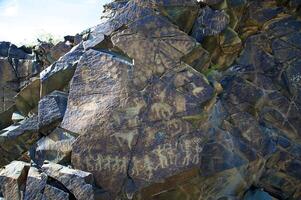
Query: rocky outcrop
[[0, 162, 95, 200], [0, 0, 301, 200]]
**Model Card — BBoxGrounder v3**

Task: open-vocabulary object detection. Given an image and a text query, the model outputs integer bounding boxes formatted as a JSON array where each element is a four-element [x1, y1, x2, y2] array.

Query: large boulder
[[0, 161, 30, 200], [62, 15, 215, 197], [1, 161, 95, 200], [0, 116, 40, 167], [31, 127, 76, 166], [40, 44, 84, 97], [1, 0, 301, 200], [24, 167, 47, 200], [15, 78, 40, 115], [42, 162, 95, 200], [41, 185, 69, 200], [0, 58, 18, 112], [0, 105, 16, 129], [191, 6, 229, 42], [38, 91, 68, 134]]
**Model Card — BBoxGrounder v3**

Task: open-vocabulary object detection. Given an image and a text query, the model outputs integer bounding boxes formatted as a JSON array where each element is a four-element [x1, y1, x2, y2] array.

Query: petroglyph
[[153, 145, 169, 169], [150, 103, 173, 121], [83, 136, 204, 179], [85, 154, 128, 173], [130, 137, 204, 179], [111, 130, 139, 149]]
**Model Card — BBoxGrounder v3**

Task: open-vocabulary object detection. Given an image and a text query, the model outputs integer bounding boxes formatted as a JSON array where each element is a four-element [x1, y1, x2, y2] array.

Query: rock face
[[0, 116, 40, 167], [0, 161, 30, 200], [42, 162, 95, 200], [38, 91, 68, 135], [0, 0, 301, 200], [24, 167, 47, 200], [31, 127, 76, 166]]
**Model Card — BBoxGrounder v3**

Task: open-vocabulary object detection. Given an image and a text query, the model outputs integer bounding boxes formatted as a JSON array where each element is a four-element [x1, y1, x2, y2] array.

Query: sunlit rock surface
[[0, 0, 301, 199]]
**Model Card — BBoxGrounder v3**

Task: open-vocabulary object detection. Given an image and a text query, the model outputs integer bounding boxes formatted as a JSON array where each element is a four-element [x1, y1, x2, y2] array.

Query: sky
[[0, 0, 111, 45]]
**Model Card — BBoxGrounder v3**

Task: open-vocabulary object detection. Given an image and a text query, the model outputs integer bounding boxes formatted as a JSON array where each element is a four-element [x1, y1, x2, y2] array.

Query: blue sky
[[0, 0, 111, 45]]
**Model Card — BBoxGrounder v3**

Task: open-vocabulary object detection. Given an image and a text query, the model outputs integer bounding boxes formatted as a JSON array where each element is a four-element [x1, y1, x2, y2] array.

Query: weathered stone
[[31, 127, 76, 166], [0, 116, 40, 167], [85, 0, 199, 50], [49, 41, 72, 62], [42, 162, 95, 200], [111, 14, 209, 88], [248, 1, 283, 26], [15, 78, 40, 115], [38, 91, 68, 135], [40, 44, 84, 97], [0, 42, 11, 57], [83, 1, 154, 50], [24, 167, 47, 200], [135, 0, 199, 33], [0, 161, 30, 200], [62, 44, 214, 196], [0, 1, 301, 200], [191, 6, 229, 42], [243, 188, 275, 200], [42, 185, 69, 200], [0, 58, 18, 112], [0, 105, 16, 129], [0, 42, 32, 60]]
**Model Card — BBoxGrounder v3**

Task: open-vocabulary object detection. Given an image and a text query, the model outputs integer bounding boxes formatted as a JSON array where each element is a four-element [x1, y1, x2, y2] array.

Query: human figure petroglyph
[[182, 140, 193, 166], [91, 155, 128, 173], [144, 155, 155, 179], [192, 145, 203, 164], [164, 143, 178, 166], [112, 156, 128, 173], [103, 155, 113, 170], [153, 145, 169, 169]]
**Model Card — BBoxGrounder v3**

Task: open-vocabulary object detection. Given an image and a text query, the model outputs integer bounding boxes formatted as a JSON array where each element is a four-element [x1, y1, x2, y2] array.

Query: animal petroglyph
[[111, 130, 139, 149]]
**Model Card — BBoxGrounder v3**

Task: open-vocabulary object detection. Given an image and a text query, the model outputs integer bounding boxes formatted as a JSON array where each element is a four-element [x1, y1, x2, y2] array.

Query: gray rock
[[191, 6, 229, 42], [24, 167, 47, 200], [31, 127, 76, 166], [0, 105, 16, 130], [0, 161, 30, 200], [15, 77, 40, 116], [0, 58, 18, 112], [41, 185, 69, 200], [0, 116, 40, 167], [63, 25, 214, 194], [38, 91, 68, 135], [40, 44, 84, 97], [42, 162, 95, 200]]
